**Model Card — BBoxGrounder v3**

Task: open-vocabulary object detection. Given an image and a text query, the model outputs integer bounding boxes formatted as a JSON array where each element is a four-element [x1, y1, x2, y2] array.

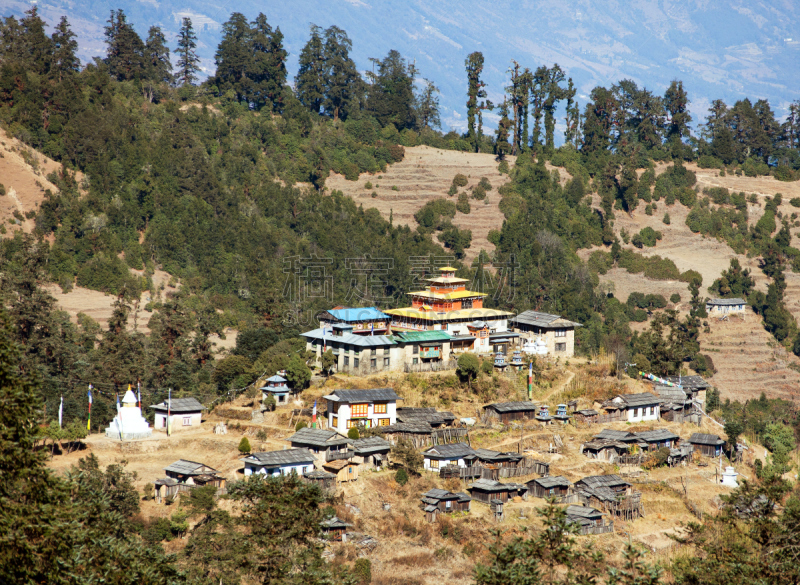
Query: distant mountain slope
[[3, 0, 799, 133]]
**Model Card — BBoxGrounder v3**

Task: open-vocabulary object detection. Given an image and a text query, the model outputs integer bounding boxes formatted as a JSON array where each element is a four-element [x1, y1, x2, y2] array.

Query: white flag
[[58, 395, 63, 428]]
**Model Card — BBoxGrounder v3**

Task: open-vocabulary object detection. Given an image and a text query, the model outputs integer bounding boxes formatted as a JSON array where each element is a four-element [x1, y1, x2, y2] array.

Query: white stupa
[[721, 466, 739, 488], [105, 388, 152, 440], [523, 336, 549, 356]]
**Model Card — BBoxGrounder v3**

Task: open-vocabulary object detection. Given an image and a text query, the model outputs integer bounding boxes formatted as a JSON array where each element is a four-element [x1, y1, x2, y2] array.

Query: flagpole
[[137, 381, 141, 409], [312, 400, 317, 429], [167, 387, 172, 437], [528, 362, 533, 400], [87, 385, 93, 432], [116, 392, 124, 441], [59, 395, 63, 429]]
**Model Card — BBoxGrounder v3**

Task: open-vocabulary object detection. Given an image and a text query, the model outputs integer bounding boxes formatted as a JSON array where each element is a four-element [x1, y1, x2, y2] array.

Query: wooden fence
[[595, 412, 623, 424], [497, 466, 540, 479], [431, 428, 470, 446], [403, 360, 457, 373], [579, 522, 615, 536], [556, 493, 582, 504]]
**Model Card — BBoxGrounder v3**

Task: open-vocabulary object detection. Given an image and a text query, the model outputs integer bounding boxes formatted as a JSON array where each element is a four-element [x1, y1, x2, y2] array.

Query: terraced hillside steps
[[700, 308, 800, 402]]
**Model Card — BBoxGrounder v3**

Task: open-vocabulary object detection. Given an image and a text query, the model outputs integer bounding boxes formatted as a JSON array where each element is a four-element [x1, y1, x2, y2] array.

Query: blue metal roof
[[325, 307, 390, 322], [266, 375, 287, 383], [301, 328, 396, 347]]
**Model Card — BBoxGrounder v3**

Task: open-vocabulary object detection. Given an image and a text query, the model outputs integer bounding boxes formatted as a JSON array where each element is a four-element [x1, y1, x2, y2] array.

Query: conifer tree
[[50, 16, 80, 81], [247, 13, 288, 111], [295, 24, 326, 114], [495, 98, 512, 161], [20, 7, 53, 76], [415, 79, 441, 130], [175, 17, 199, 86], [322, 26, 361, 122], [213, 12, 252, 101], [367, 49, 417, 130], [465, 51, 487, 153], [564, 78, 581, 149], [144, 26, 172, 84], [664, 80, 691, 145], [104, 9, 146, 81]]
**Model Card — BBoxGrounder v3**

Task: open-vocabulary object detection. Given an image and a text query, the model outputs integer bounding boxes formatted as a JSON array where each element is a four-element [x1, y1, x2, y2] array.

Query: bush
[[414, 199, 457, 229], [387, 144, 405, 162], [697, 155, 723, 169], [790, 198, 800, 208], [347, 427, 360, 440], [448, 184, 457, 196], [238, 437, 251, 454], [295, 421, 307, 431], [395, 468, 409, 486], [452, 173, 468, 188], [456, 193, 471, 214], [638, 227, 662, 247], [498, 160, 510, 174], [354, 558, 372, 585], [775, 166, 797, 182], [679, 269, 702, 284], [0, 183, 5, 196], [364, 181, 373, 189], [478, 177, 492, 191], [670, 293, 681, 303], [471, 185, 487, 200], [662, 212, 671, 225], [142, 483, 154, 501], [391, 185, 398, 191], [644, 204, 653, 216]]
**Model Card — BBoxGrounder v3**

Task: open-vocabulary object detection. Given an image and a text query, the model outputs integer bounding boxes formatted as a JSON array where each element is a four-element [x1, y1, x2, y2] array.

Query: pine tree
[[563, 77, 580, 149], [144, 26, 172, 84], [175, 18, 200, 86], [415, 79, 441, 130], [247, 13, 288, 111], [213, 12, 252, 101], [367, 49, 417, 130], [322, 26, 361, 122], [495, 98, 512, 161], [465, 51, 487, 153], [50, 16, 80, 81], [543, 64, 569, 152], [104, 9, 146, 81], [20, 7, 53, 76], [664, 80, 691, 146], [295, 24, 326, 114]]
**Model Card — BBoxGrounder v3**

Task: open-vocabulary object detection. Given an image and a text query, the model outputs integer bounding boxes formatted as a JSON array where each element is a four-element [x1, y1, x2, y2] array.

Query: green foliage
[[480, 358, 494, 377], [724, 420, 742, 449], [238, 436, 251, 454], [354, 558, 372, 585], [295, 420, 307, 431], [670, 293, 681, 304], [456, 193, 471, 214], [394, 467, 409, 486], [478, 177, 492, 191], [456, 352, 479, 386], [709, 258, 755, 298], [285, 353, 311, 390], [213, 355, 253, 392], [663, 212, 671, 225], [438, 225, 472, 259], [391, 438, 423, 473], [452, 173, 468, 188], [697, 155, 723, 169], [347, 427, 360, 440], [633, 226, 662, 248], [262, 394, 277, 411], [414, 198, 457, 229], [320, 349, 336, 375], [0, 183, 5, 195], [706, 388, 720, 412]]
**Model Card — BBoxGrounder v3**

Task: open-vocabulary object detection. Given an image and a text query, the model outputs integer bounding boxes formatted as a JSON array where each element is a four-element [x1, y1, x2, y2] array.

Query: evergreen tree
[[664, 80, 691, 146], [415, 79, 441, 130], [582, 86, 617, 156], [213, 12, 252, 102], [50, 16, 80, 81], [542, 64, 570, 152], [465, 51, 488, 153], [295, 24, 326, 115], [95, 295, 146, 389], [247, 13, 288, 111], [175, 18, 199, 86], [104, 9, 146, 81], [495, 98, 512, 161], [322, 26, 361, 122], [563, 77, 580, 149], [367, 49, 417, 130], [144, 26, 172, 84], [20, 7, 53, 76]]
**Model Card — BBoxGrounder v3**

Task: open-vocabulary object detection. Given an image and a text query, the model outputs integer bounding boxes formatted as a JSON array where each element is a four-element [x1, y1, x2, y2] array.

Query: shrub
[[354, 558, 372, 585], [471, 185, 487, 200], [452, 173, 468, 188], [0, 183, 5, 196], [391, 185, 398, 191], [371, 191, 377, 198], [238, 437, 251, 454], [698, 155, 723, 169], [414, 199, 457, 229], [679, 269, 702, 284], [295, 420, 307, 431], [142, 483, 154, 501], [387, 144, 405, 162], [790, 198, 800, 208], [262, 395, 276, 411], [395, 468, 409, 486], [448, 184, 457, 196], [670, 293, 681, 303], [662, 212, 671, 225], [364, 181, 373, 189], [638, 226, 662, 247], [480, 359, 494, 376], [478, 177, 492, 191], [456, 193, 471, 214], [347, 427, 360, 440], [631, 234, 644, 248], [498, 160, 510, 174], [775, 166, 797, 182], [645, 204, 653, 216]]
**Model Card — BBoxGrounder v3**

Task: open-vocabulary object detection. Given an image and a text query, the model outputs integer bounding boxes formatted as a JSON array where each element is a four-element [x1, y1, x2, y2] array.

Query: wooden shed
[[468, 479, 527, 503], [320, 516, 352, 541], [322, 459, 359, 483], [573, 409, 598, 424], [482, 401, 539, 424], [154, 478, 179, 503], [580, 439, 630, 462], [565, 505, 613, 535], [420, 488, 471, 521], [303, 469, 337, 493], [352, 436, 391, 469], [634, 429, 679, 451], [526, 475, 572, 499], [689, 433, 725, 457]]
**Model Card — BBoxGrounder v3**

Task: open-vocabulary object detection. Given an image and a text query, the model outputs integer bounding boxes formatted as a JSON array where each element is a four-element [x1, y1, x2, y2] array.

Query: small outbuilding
[[580, 439, 630, 462], [260, 374, 290, 405], [689, 433, 725, 457], [288, 428, 352, 462], [303, 469, 337, 492], [573, 409, 599, 424], [526, 476, 572, 499], [320, 516, 352, 541], [600, 393, 661, 423], [482, 401, 539, 424], [634, 429, 680, 451], [420, 488, 471, 522], [467, 479, 527, 503], [352, 436, 391, 469], [706, 298, 746, 317], [149, 397, 206, 432], [322, 459, 359, 483], [396, 407, 456, 427], [422, 442, 476, 471], [565, 505, 612, 534]]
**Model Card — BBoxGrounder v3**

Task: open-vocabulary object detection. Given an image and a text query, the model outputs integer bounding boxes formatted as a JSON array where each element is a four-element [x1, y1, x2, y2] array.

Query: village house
[[600, 393, 662, 422], [260, 374, 290, 406], [482, 401, 539, 424], [324, 388, 400, 433], [473, 448, 526, 468], [656, 385, 699, 423], [526, 476, 572, 499], [565, 505, 613, 535], [155, 460, 226, 503], [392, 330, 453, 367], [302, 323, 400, 373], [303, 469, 337, 493], [663, 375, 711, 406], [241, 448, 316, 477], [574, 475, 642, 519], [379, 421, 436, 448], [593, 429, 640, 444], [352, 436, 391, 469], [423, 442, 476, 471], [706, 298, 747, 317], [322, 459, 359, 483], [635, 429, 680, 451], [580, 439, 631, 462], [384, 267, 514, 337], [149, 397, 206, 432], [467, 479, 528, 503], [318, 307, 392, 336], [509, 310, 583, 357], [288, 428, 352, 463], [689, 433, 725, 457], [396, 407, 456, 427], [320, 516, 352, 541], [572, 409, 599, 424], [421, 488, 472, 522]]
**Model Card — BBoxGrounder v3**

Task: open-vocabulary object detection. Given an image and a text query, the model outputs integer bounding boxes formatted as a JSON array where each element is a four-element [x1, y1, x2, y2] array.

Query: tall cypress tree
[[322, 26, 361, 122], [144, 26, 172, 84], [50, 16, 80, 81], [664, 80, 691, 145], [295, 24, 326, 115], [465, 51, 487, 153], [213, 12, 252, 101], [366, 49, 417, 130], [104, 10, 146, 81], [495, 98, 512, 160], [415, 79, 441, 130], [20, 7, 53, 76], [175, 18, 199, 86], [248, 13, 288, 111]]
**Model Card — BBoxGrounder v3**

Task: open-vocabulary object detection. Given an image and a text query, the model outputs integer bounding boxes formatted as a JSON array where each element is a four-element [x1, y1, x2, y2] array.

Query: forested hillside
[[1, 6, 800, 430]]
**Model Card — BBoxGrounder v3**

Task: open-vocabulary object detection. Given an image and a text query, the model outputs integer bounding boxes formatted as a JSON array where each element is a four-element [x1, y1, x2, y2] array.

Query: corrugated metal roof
[[484, 401, 539, 413], [323, 307, 391, 322], [393, 330, 451, 343], [164, 459, 216, 475], [593, 429, 636, 441], [424, 442, 475, 459], [150, 397, 206, 413], [566, 505, 603, 519], [707, 298, 746, 306], [510, 310, 583, 328], [529, 475, 572, 489], [289, 428, 351, 448], [353, 436, 391, 454], [325, 388, 401, 403], [606, 393, 662, 407], [243, 448, 315, 466], [301, 328, 397, 347], [689, 433, 725, 446], [265, 374, 287, 383]]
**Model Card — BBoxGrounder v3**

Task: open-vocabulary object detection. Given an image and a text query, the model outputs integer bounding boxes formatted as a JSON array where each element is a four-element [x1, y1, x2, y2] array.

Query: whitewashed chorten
[[105, 388, 152, 440]]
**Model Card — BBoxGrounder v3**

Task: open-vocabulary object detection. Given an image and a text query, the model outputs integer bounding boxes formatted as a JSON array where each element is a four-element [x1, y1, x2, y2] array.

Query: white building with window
[[422, 443, 477, 471], [324, 388, 400, 434], [510, 311, 582, 357], [241, 448, 316, 476], [149, 397, 206, 432], [601, 393, 662, 422]]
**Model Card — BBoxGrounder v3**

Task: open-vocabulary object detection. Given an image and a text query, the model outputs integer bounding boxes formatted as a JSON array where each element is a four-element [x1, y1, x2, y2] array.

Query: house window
[[429, 459, 439, 469], [383, 357, 390, 367], [374, 403, 387, 414], [379, 418, 390, 426], [183, 416, 191, 426], [371, 348, 377, 355], [636, 408, 642, 417], [354, 358, 359, 368], [370, 358, 376, 368], [555, 343, 566, 352], [332, 415, 338, 427], [348, 466, 353, 474], [343, 356, 349, 366], [346, 420, 356, 429], [413, 345, 419, 354], [413, 358, 418, 365], [445, 500, 451, 509], [351, 403, 368, 417], [555, 329, 566, 337]]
